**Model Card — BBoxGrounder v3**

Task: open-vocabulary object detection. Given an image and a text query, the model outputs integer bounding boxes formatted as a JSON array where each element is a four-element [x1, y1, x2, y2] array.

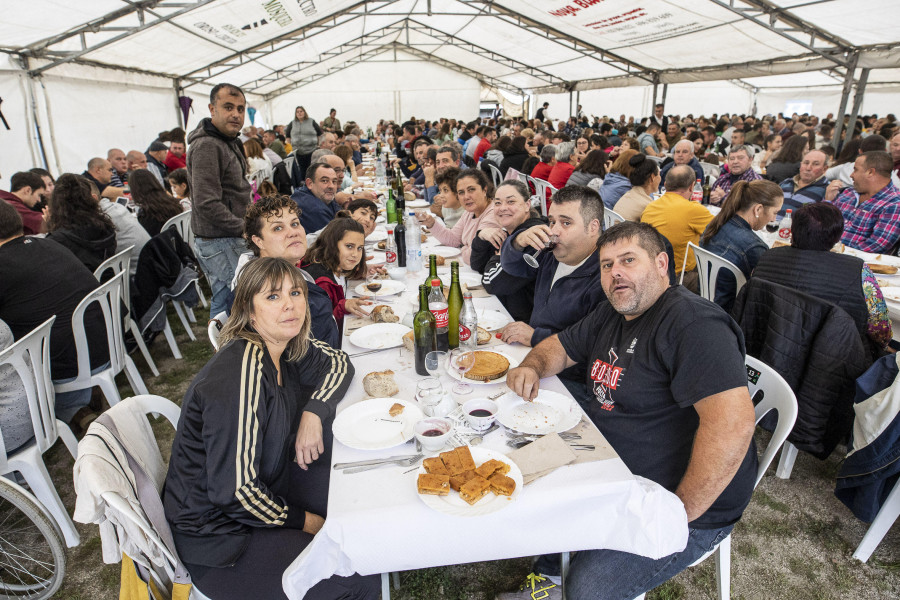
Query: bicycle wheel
[[0, 478, 66, 599]]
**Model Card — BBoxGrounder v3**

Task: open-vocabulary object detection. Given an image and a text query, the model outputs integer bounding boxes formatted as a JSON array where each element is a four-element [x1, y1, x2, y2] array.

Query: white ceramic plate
[[333, 398, 424, 450], [496, 389, 581, 435], [365, 251, 386, 266], [478, 310, 512, 331], [366, 230, 388, 242], [416, 447, 522, 517], [354, 279, 406, 297], [446, 350, 520, 385], [428, 246, 462, 258], [459, 272, 482, 289], [880, 288, 900, 303], [407, 199, 429, 208], [348, 323, 411, 349]]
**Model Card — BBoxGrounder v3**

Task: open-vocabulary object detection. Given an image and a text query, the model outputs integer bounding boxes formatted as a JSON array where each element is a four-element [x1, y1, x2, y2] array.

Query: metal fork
[[340, 454, 424, 474]]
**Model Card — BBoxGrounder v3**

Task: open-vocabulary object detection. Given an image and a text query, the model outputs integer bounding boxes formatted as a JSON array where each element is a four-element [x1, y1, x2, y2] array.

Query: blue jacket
[[660, 157, 704, 188], [700, 215, 767, 313], [835, 353, 900, 522], [599, 172, 632, 210], [291, 186, 340, 234], [500, 232, 607, 348]]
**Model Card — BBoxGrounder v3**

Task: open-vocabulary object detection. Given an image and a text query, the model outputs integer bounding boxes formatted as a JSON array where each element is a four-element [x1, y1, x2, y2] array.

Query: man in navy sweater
[[291, 162, 340, 234]]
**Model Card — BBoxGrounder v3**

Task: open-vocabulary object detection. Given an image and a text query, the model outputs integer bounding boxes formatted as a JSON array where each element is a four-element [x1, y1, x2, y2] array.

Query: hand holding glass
[[524, 234, 560, 268]]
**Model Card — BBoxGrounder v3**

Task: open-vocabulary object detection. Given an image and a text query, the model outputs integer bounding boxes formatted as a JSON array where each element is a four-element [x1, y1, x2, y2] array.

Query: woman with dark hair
[[435, 122, 454, 144], [700, 180, 782, 312], [302, 218, 370, 332], [128, 169, 184, 237], [163, 257, 379, 600], [499, 135, 530, 176], [417, 168, 500, 265], [484, 135, 511, 165], [285, 106, 322, 179], [613, 153, 660, 221], [751, 202, 891, 355], [574, 135, 590, 163], [166, 167, 191, 210], [46, 173, 116, 271], [566, 149, 607, 190], [333, 145, 357, 190], [687, 131, 705, 159], [520, 156, 540, 180], [598, 149, 638, 210], [753, 133, 783, 173], [765, 134, 808, 182]]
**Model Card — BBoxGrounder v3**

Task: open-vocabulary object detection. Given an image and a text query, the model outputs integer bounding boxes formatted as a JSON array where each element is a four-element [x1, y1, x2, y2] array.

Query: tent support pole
[[575, 90, 580, 116], [568, 90, 573, 119], [831, 52, 859, 150], [844, 68, 869, 146], [37, 77, 62, 176], [174, 79, 184, 129], [661, 84, 668, 109]]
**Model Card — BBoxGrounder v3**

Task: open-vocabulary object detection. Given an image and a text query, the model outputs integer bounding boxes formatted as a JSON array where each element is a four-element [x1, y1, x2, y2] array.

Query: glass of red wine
[[366, 272, 382, 302], [765, 220, 779, 234], [524, 234, 560, 268]]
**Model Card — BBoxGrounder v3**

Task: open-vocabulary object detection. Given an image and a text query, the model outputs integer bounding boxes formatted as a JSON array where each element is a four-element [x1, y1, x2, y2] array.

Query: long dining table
[[281, 163, 689, 600]]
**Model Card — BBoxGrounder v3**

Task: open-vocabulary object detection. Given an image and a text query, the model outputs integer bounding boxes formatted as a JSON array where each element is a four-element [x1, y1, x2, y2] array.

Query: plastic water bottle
[[691, 179, 703, 202], [778, 209, 793, 243], [385, 228, 397, 269], [405, 211, 422, 272], [458, 292, 478, 351], [375, 156, 386, 185]]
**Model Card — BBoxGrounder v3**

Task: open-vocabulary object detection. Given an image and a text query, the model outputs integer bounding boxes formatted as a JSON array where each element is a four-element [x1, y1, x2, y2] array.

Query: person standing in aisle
[[187, 82, 252, 318]]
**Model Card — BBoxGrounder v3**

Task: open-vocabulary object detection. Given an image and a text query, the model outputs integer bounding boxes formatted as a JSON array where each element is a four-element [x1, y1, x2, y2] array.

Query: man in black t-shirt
[[499, 221, 757, 600]]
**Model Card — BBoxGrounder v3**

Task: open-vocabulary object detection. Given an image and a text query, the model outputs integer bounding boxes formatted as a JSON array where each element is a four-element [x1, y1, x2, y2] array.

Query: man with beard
[[291, 163, 340, 233]]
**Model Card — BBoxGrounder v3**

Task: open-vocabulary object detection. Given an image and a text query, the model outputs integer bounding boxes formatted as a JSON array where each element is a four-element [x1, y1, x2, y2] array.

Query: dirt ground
[[42, 307, 900, 600]]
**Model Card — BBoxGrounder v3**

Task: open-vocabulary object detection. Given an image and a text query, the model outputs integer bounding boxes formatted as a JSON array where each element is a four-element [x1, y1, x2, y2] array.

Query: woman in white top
[[243, 138, 274, 185]]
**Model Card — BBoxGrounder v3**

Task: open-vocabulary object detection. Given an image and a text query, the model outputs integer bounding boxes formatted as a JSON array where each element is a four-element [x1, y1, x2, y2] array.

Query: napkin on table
[[508, 433, 577, 485]]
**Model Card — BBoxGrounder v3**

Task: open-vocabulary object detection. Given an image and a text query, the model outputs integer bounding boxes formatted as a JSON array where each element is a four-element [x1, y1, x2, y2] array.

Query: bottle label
[[778, 226, 791, 240], [459, 324, 472, 341], [691, 189, 703, 202], [386, 250, 397, 264], [431, 307, 449, 328]]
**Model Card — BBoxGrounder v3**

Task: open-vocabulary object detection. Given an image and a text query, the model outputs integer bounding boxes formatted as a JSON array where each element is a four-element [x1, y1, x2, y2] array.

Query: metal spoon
[[467, 422, 499, 445]]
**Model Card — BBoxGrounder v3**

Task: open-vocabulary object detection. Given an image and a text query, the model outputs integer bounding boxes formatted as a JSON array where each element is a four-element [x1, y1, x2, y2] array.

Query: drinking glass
[[415, 377, 443, 417], [765, 220, 779, 234], [449, 348, 476, 395], [365, 272, 382, 302], [524, 234, 560, 268], [425, 351, 449, 378]]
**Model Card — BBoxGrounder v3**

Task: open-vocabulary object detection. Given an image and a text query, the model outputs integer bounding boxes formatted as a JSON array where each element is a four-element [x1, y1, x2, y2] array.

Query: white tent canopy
[[1, 0, 899, 183]]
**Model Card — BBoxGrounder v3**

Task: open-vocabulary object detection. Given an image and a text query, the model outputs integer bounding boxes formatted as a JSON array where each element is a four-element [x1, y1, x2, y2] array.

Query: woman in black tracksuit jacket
[[163, 257, 378, 600]]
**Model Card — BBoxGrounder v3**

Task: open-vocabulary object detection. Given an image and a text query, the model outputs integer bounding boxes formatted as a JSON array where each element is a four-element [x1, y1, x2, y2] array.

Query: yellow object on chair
[[120, 554, 192, 600]]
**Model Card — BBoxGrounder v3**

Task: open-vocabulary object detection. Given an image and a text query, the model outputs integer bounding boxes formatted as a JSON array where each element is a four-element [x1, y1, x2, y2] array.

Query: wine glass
[[365, 272, 382, 302], [524, 234, 560, 268], [449, 348, 476, 395], [415, 377, 443, 417], [425, 351, 449, 378]]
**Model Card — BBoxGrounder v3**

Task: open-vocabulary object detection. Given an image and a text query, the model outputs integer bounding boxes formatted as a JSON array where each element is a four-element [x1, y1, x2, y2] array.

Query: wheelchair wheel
[[0, 478, 66, 599]]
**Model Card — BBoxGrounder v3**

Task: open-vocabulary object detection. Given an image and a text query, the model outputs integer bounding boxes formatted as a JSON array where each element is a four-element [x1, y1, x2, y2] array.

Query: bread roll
[[402, 330, 415, 353], [370, 305, 399, 323], [362, 370, 399, 397]]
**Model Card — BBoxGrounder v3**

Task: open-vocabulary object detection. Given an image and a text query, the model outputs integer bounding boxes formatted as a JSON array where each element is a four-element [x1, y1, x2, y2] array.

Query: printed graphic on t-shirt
[[590, 348, 623, 411]]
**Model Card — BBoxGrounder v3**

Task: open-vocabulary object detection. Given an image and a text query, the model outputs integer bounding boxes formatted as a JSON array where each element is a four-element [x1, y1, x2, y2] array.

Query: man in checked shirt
[[825, 151, 900, 254]]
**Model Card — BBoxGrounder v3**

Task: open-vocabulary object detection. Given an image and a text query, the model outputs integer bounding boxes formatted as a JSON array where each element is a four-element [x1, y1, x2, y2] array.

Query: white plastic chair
[[207, 311, 227, 351], [567, 356, 798, 600], [162, 209, 208, 311], [94, 246, 159, 378], [54, 271, 149, 408], [700, 162, 721, 180], [516, 171, 529, 186], [0, 317, 81, 547], [487, 164, 503, 189], [853, 477, 900, 563], [680, 242, 748, 304], [603, 208, 625, 231], [528, 176, 553, 217]]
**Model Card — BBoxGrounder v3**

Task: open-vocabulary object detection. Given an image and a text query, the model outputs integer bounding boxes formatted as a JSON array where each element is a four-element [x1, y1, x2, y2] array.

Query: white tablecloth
[[282, 256, 689, 599]]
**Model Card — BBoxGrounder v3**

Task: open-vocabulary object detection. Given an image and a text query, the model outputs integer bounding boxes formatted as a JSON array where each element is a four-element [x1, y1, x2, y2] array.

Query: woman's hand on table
[[367, 265, 387, 276], [478, 227, 508, 250], [303, 511, 325, 535], [513, 224, 553, 252], [345, 297, 373, 317], [295, 411, 324, 471], [507, 366, 540, 402], [500, 321, 534, 346], [417, 211, 436, 228]]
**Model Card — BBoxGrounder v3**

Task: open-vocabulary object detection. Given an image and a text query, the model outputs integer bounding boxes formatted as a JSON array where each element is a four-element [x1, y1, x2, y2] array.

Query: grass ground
[[41, 304, 900, 599]]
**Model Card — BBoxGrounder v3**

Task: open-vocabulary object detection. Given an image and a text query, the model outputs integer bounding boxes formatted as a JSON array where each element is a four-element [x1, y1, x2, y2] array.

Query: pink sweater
[[430, 205, 500, 265]]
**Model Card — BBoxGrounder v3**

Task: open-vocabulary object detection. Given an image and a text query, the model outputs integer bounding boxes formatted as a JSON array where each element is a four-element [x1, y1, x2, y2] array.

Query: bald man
[[126, 150, 148, 172], [107, 148, 128, 187], [82, 157, 126, 200]]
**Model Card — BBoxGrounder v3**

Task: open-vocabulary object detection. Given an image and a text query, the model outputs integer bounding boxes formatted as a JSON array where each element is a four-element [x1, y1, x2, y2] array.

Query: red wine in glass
[[366, 282, 382, 293], [765, 221, 779, 233]]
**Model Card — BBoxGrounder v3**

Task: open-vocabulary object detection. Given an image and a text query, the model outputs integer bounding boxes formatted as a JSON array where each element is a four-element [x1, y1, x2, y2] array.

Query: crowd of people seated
[[5, 77, 900, 600]]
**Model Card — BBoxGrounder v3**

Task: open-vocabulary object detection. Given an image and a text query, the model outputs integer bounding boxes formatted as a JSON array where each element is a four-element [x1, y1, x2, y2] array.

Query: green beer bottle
[[447, 261, 463, 349]]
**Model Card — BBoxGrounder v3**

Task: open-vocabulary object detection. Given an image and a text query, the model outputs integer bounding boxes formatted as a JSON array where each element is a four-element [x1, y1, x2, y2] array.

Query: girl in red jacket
[[302, 218, 371, 333]]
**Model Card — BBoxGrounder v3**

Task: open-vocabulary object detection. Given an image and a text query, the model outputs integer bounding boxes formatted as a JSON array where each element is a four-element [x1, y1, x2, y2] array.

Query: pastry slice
[[449, 469, 477, 492], [475, 459, 508, 479], [388, 403, 405, 417], [488, 472, 516, 496], [459, 475, 491, 505], [454, 446, 477, 472], [440, 449, 466, 475], [423, 457, 449, 476], [417, 473, 450, 496]]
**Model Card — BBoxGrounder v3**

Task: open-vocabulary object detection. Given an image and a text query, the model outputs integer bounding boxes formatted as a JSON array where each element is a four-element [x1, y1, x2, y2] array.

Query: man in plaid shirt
[[826, 151, 900, 253], [709, 145, 762, 205]]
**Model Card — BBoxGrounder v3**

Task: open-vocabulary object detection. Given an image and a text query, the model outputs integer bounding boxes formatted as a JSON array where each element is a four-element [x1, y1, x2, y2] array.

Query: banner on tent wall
[[533, 0, 721, 46]]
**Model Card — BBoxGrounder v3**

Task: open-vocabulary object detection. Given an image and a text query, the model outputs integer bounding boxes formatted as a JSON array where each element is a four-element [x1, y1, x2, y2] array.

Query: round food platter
[[446, 350, 520, 385], [348, 323, 411, 349], [495, 389, 581, 435], [333, 398, 424, 450], [416, 447, 523, 517], [354, 279, 406, 297]]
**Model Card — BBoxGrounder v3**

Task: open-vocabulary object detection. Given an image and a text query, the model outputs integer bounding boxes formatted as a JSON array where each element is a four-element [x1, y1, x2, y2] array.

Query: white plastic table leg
[[560, 552, 570, 600]]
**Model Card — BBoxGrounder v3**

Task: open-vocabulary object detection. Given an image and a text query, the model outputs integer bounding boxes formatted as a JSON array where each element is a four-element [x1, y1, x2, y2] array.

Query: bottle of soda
[[691, 179, 703, 202], [395, 215, 407, 268], [458, 292, 478, 351], [778, 209, 793, 243], [447, 261, 463, 348], [413, 284, 437, 376], [702, 176, 711, 205], [386, 188, 397, 224], [385, 228, 397, 269], [425, 254, 443, 287], [405, 211, 422, 272], [428, 278, 450, 352]]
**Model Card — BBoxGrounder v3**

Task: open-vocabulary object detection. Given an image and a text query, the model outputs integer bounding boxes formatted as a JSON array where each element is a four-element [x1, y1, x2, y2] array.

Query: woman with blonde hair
[[163, 256, 378, 600], [244, 138, 274, 185]]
